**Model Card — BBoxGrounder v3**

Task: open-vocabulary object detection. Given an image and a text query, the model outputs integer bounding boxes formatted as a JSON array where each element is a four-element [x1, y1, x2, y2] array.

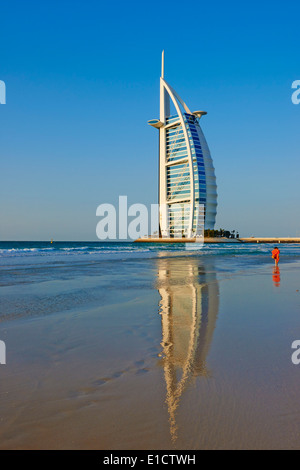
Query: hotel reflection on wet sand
[[2, 251, 300, 449], [156, 257, 219, 444]]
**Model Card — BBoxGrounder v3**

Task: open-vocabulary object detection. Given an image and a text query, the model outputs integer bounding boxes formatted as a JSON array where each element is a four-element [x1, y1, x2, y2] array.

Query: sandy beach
[[0, 242, 300, 449]]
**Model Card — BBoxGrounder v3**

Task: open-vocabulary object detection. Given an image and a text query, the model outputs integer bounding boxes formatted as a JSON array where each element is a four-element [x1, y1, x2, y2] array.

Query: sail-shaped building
[[148, 52, 217, 238]]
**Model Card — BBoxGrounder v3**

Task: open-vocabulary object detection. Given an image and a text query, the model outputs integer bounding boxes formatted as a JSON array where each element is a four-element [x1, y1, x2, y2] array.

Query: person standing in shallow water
[[272, 246, 280, 265]]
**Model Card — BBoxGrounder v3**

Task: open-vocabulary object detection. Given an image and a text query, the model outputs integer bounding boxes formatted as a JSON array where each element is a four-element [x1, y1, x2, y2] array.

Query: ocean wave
[[0, 242, 300, 260]]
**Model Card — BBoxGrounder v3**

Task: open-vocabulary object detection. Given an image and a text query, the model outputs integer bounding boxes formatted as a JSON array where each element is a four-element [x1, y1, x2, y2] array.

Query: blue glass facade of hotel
[[166, 113, 208, 235]]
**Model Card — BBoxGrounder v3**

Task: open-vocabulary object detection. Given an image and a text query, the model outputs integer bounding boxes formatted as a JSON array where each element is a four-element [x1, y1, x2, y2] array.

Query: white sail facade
[[148, 52, 217, 238]]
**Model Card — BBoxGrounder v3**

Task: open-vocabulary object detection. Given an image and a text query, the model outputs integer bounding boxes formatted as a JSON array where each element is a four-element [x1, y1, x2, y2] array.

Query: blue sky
[[1, 0, 300, 240]]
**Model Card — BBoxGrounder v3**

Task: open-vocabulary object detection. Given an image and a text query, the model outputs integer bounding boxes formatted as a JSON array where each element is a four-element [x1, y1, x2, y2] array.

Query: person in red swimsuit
[[272, 247, 280, 265]]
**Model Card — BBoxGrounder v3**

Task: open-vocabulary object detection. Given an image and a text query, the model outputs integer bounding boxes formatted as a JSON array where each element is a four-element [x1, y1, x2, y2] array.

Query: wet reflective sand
[[1, 254, 300, 449]]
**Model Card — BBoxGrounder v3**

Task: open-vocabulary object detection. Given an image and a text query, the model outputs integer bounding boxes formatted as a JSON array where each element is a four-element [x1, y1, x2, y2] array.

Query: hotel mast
[[148, 52, 217, 238]]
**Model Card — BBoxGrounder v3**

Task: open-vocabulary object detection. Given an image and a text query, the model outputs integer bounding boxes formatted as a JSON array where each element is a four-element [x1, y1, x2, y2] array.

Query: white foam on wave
[[6, 248, 38, 252], [61, 247, 89, 251]]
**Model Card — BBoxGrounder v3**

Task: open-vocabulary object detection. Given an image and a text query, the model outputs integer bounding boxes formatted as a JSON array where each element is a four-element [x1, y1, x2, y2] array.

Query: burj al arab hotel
[[148, 52, 217, 238]]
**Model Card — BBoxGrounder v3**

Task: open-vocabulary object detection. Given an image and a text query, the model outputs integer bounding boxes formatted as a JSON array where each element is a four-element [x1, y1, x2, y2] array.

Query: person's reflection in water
[[272, 266, 281, 287], [156, 256, 219, 443]]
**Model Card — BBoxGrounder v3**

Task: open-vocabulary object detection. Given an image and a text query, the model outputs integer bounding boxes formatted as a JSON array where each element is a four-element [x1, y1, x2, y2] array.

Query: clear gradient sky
[[1, 0, 300, 240]]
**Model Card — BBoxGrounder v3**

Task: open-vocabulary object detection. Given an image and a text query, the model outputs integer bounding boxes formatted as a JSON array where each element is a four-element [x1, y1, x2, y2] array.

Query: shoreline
[[135, 237, 240, 243], [135, 237, 300, 244]]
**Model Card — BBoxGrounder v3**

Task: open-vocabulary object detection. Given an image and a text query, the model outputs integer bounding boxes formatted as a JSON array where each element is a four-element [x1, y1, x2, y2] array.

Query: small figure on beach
[[272, 246, 280, 265]]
